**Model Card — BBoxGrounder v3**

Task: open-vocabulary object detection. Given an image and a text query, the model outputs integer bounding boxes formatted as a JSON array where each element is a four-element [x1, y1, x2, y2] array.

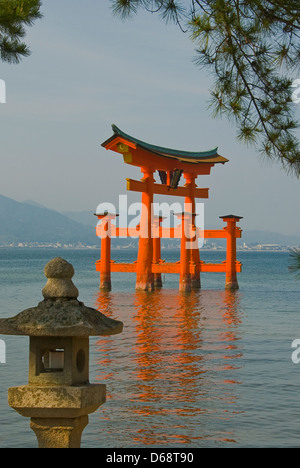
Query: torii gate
[[96, 125, 242, 292]]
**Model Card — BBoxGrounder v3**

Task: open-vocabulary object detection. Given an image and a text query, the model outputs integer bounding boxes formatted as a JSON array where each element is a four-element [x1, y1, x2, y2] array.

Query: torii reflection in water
[[93, 288, 243, 446]]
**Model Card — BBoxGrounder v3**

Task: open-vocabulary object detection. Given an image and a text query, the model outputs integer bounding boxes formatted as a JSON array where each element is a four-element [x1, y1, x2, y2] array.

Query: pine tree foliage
[[0, 0, 42, 64], [111, 0, 300, 176]]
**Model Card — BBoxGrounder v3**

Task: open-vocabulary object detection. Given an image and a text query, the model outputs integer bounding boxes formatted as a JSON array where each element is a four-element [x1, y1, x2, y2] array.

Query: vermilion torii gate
[[96, 125, 242, 292]]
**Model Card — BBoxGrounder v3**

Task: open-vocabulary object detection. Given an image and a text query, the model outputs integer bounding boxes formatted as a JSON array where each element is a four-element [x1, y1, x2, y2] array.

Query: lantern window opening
[[41, 348, 65, 374]]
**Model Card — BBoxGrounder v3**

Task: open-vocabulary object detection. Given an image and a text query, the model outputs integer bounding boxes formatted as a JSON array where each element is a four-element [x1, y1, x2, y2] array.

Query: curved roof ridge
[[111, 124, 220, 160]]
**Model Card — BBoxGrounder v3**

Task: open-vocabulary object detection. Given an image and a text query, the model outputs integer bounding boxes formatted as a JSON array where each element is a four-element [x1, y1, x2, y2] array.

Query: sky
[[0, 0, 300, 236]]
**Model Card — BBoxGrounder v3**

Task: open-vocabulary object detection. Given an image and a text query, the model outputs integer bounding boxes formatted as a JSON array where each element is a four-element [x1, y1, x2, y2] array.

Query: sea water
[[0, 248, 299, 448]]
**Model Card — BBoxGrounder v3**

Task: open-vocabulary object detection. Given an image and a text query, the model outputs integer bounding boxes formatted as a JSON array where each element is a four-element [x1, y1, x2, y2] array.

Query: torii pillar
[[96, 212, 118, 291], [152, 215, 165, 289], [177, 212, 192, 292], [135, 167, 155, 291], [221, 215, 243, 290], [184, 172, 201, 289]]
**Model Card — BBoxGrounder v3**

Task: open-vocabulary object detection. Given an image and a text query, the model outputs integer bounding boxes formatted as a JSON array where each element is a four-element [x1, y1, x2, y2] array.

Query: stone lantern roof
[[0, 257, 123, 337]]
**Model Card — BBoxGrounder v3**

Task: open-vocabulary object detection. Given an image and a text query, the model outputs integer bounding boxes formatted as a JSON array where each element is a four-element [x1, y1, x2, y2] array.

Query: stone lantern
[[0, 257, 123, 448]]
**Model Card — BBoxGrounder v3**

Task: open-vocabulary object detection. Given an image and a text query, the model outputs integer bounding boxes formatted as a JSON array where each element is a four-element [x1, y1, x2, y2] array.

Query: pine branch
[[111, 0, 300, 175], [0, 0, 42, 64]]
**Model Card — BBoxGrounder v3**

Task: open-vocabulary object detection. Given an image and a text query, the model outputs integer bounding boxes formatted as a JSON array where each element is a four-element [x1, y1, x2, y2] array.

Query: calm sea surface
[[0, 247, 299, 448]]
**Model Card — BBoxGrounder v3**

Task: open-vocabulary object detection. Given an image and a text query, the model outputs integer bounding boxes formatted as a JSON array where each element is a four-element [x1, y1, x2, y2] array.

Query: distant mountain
[[0, 194, 97, 245], [62, 210, 97, 227], [241, 230, 300, 247], [22, 200, 48, 209]]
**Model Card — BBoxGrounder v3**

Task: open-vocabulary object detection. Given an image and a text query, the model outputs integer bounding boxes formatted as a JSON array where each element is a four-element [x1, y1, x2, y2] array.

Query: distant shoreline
[[0, 245, 292, 252]]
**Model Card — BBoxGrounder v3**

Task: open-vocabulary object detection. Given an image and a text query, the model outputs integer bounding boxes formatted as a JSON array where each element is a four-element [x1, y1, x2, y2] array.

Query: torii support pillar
[[184, 173, 201, 290], [96, 213, 117, 291], [152, 216, 164, 289], [221, 215, 243, 290], [136, 167, 155, 291], [178, 213, 192, 292]]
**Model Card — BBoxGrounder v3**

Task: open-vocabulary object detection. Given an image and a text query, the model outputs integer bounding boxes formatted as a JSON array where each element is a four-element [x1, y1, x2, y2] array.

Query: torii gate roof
[[102, 125, 228, 165]]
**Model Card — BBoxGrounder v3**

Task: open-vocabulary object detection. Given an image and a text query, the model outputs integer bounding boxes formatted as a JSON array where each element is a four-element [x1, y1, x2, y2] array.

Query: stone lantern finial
[[42, 257, 79, 300]]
